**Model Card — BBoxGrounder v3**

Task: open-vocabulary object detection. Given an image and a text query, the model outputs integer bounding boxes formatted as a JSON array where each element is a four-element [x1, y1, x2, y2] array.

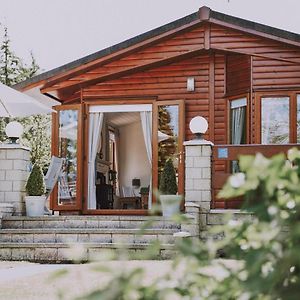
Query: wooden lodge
[[15, 6, 300, 213]]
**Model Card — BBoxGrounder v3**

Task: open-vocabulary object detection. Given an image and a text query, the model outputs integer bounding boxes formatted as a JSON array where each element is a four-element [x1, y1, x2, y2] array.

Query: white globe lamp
[[189, 116, 208, 139], [5, 121, 24, 144]]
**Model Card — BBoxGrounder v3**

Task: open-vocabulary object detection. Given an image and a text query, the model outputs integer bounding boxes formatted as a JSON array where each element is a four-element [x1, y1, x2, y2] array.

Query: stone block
[[35, 248, 58, 261], [13, 160, 29, 171], [5, 192, 23, 202], [57, 247, 88, 262], [13, 181, 26, 192], [158, 234, 175, 244], [181, 224, 199, 236], [23, 220, 44, 229], [85, 220, 100, 228], [78, 234, 89, 242], [89, 233, 111, 243], [112, 234, 134, 244], [0, 234, 11, 242], [98, 220, 120, 228], [198, 201, 211, 212], [134, 234, 157, 244], [199, 213, 208, 229], [160, 249, 176, 259], [202, 168, 211, 179], [2, 220, 23, 229], [0, 170, 5, 180], [6, 150, 25, 159], [185, 179, 193, 190], [5, 170, 28, 181], [185, 168, 202, 179], [43, 221, 65, 228], [0, 248, 11, 260], [0, 192, 4, 201], [64, 219, 86, 228], [185, 157, 194, 168], [207, 213, 226, 225], [185, 190, 202, 202], [34, 233, 55, 243], [185, 146, 202, 157], [0, 150, 6, 159], [56, 233, 78, 243], [201, 146, 212, 157], [0, 160, 13, 170], [12, 248, 34, 261], [11, 234, 34, 243], [194, 157, 210, 168], [202, 191, 211, 202], [0, 181, 12, 192], [193, 179, 211, 190]]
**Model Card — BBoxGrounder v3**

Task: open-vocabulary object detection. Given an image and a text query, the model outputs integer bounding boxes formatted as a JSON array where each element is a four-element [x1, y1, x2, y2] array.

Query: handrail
[[212, 144, 300, 161]]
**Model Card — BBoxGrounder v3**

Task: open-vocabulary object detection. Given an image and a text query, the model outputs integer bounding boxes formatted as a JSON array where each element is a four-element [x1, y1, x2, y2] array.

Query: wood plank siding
[[14, 7, 300, 211]]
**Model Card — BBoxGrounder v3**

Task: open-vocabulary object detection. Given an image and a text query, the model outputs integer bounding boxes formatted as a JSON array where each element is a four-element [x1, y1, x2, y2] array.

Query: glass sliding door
[[153, 101, 185, 200], [51, 105, 83, 211], [261, 97, 289, 144]]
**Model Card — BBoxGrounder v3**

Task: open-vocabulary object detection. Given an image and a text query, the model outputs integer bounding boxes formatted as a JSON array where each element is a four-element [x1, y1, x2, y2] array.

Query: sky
[[0, 0, 299, 72]]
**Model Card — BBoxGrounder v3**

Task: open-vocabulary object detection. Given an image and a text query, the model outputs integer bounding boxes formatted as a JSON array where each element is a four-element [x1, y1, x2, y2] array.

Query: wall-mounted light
[[5, 121, 24, 144], [189, 116, 208, 140], [187, 77, 195, 92]]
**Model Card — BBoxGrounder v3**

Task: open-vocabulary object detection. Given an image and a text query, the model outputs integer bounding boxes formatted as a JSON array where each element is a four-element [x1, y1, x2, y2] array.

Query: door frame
[[152, 100, 185, 203], [82, 100, 154, 215], [50, 104, 83, 211]]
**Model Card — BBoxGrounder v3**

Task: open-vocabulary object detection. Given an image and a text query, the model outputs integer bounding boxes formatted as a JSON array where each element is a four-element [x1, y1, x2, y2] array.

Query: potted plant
[[159, 158, 182, 217], [25, 164, 46, 216]]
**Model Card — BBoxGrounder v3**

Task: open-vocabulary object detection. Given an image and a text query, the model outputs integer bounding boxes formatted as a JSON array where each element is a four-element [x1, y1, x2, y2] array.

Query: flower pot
[[160, 195, 182, 217], [25, 196, 46, 217]]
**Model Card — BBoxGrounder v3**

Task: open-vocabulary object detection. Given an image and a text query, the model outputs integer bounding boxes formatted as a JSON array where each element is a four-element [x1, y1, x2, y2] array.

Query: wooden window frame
[[255, 91, 300, 144], [226, 94, 250, 145]]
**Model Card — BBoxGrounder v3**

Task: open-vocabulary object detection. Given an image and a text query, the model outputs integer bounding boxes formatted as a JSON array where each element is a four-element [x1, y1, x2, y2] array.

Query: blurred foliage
[[54, 149, 300, 300], [0, 24, 51, 170]]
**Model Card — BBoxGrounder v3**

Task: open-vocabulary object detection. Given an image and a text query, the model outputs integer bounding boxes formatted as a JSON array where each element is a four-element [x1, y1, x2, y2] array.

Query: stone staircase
[[0, 215, 181, 262]]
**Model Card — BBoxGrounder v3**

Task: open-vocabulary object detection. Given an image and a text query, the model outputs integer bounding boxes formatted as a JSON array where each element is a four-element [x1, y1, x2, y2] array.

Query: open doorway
[[87, 105, 152, 211]]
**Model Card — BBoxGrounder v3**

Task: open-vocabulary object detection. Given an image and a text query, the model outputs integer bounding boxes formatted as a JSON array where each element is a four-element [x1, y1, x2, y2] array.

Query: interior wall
[[118, 120, 151, 193]]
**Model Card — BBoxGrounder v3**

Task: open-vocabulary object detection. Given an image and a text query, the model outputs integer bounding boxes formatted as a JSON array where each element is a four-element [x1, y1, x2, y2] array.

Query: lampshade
[[5, 121, 24, 142], [189, 116, 208, 134]]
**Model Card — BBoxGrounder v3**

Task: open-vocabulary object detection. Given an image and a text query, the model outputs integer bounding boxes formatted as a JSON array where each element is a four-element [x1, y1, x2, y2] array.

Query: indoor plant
[[159, 158, 182, 217], [25, 164, 46, 216]]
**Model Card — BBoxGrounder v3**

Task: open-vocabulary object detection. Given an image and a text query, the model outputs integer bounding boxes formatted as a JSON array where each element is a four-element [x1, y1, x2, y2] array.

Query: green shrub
[[25, 164, 46, 196], [159, 158, 177, 195]]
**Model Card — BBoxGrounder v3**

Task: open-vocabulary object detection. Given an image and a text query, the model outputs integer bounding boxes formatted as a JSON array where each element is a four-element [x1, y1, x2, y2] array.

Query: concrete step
[[2, 216, 180, 230], [0, 242, 176, 262], [0, 228, 176, 244]]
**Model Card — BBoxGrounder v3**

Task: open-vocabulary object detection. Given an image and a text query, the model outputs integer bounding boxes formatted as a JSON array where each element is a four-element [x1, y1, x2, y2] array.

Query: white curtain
[[115, 129, 120, 196], [140, 111, 152, 209], [88, 113, 104, 209], [231, 107, 245, 173], [231, 107, 245, 145]]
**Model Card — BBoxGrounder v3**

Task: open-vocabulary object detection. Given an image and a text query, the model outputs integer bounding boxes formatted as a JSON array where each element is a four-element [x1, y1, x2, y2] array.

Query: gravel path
[[0, 261, 173, 300]]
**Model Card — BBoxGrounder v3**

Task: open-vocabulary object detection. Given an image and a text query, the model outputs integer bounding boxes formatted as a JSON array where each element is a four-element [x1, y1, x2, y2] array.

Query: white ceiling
[[105, 112, 140, 128]]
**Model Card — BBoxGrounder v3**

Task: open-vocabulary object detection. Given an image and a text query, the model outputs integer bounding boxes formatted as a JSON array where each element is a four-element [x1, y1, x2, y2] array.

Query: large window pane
[[158, 105, 179, 188], [261, 97, 289, 144], [58, 110, 78, 205]]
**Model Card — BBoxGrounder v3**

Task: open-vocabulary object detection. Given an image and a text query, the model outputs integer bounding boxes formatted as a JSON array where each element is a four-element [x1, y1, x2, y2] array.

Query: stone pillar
[[0, 144, 31, 216], [182, 139, 213, 236]]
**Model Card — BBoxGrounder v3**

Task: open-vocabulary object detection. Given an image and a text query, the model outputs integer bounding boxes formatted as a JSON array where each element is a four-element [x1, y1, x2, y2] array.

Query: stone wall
[[0, 144, 30, 215]]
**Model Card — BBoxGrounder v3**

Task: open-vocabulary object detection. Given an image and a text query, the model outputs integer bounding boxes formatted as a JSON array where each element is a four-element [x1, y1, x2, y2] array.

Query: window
[[261, 97, 289, 144], [297, 95, 300, 143], [230, 97, 247, 145]]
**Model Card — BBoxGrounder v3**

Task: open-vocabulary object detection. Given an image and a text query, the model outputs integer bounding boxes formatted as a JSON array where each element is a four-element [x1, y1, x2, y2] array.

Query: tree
[[0, 24, 50, 169]]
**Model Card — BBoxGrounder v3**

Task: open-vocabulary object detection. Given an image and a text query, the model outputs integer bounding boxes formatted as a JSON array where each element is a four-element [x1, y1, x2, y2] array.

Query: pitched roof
[[14, 6, 300, 91]]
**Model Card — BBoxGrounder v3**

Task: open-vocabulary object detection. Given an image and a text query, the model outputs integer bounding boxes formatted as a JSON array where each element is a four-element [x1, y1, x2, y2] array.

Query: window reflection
[[158, 105, 179, 186], [58, 110, 78, 205], [261, 97, 289, 144]]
